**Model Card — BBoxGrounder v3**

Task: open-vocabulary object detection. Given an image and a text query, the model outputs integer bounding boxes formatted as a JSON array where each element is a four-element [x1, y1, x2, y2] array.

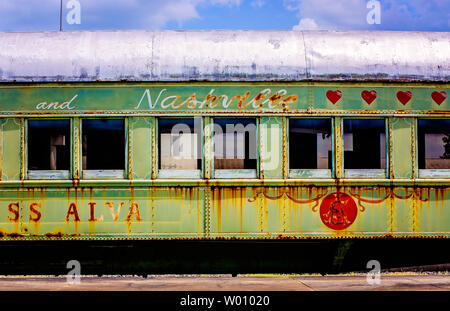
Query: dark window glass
[[418, 119, 450, 169], [28, 120, 70, 170], [343, 119, 386, 170], [158, 118, 201, 170], [82, 119, 125, 170], [213, 118, 257, 170], [289, 119, 332, 169]]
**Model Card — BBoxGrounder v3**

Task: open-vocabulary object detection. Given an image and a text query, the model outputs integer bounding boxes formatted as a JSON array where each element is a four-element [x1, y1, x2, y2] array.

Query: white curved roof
[[0, 30, 448, 82]]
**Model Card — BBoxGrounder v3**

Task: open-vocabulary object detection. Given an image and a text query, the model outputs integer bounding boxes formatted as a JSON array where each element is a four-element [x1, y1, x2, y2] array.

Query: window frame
[[156, 117, 203, 179], [288, 117, 334, 179], [342, 117, 389, 179], [26, 118, 72, 180], [212, 117, 259, 179], [80, 117, 128, 180], [417, 118, 450, 179]]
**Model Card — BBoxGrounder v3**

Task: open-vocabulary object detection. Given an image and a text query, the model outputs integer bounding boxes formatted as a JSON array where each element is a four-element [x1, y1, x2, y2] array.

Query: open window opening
[[158, 118, 201, 176], [82, 119, 125, 171], [28, 120, 70, 176], [213, 118, 257, 178], [289, 119, 332, 170], [418, 119, 450, 170], [343, 119, 386, 175]]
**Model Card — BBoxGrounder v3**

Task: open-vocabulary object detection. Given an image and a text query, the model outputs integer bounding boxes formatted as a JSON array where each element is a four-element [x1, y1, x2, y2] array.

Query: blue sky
[[0, 0, 448, 32]]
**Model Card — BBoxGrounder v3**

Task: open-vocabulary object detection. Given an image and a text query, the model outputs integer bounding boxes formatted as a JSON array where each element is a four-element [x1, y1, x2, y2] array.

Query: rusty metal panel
[[129, 117, 152, 180], [0, 187, 205, 239], [391, 118, 414, 179], [207, 186, 449, 239], [416, 189, 448, 234], [0, 185, 448, 239], [210, 188, 261, 236], [145, 187, 204, 235], [0, 118, 21, 180], [260, 117, 283, 179], [1, 84, 447, 116]]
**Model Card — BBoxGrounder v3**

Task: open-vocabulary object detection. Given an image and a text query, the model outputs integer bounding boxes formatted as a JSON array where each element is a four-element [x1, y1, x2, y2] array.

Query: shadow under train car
[[0, 239, 448, 276]]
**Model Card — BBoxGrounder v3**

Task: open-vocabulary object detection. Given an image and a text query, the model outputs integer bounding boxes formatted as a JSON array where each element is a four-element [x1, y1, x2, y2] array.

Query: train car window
[[28, 120, 70, 174], [418, 119, 450, 172], [289, 119, 332, 170], [158, 118, 201, 177], [82, 119, 125, 171], [343, 119, 386, 177], [213, 118, 257, 178]]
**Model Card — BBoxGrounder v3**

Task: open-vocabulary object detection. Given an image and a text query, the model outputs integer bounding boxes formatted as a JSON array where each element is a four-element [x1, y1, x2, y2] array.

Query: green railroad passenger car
[[0, 30, 449, 243]]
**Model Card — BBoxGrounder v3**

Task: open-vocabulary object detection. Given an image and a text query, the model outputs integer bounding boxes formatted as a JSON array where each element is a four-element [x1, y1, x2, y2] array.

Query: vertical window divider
[[210, 117, 216, 179], [282, 116, 288, 179], [21, 118, 26, 180], [256, 117, 260, 179], [412, 117, 418, 179], [387, 118, 394, 179], [127, 117, 134, 180], [334, 116, 343, 179], [72, 117, 81, 180], [0, 119, 2, 180], [125, 117, 130, 180], [151, 117, 157, 180], [203, 116, 212, 179], [259, 118, 264, 179]]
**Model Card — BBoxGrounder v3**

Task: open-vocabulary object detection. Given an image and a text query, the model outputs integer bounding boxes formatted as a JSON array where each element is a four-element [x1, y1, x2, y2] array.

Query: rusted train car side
[[0, 30, 448, 242]]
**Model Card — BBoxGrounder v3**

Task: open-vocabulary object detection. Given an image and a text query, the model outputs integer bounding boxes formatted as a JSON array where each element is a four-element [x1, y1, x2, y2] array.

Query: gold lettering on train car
[[272, 90, 287, 106], [249, 88, 271, 108], [219, 95, 230, 108], [29, 203, 42, 222], [35, 95, 77, 110], [184, 94, 199, 109], [281, 94, 298, 105], [161, 95, 181, 109], [88, 202, 103, 222], [66, 203, 80, 222], [125, 202, 142, 222], [232, 91, 251, 109], [106, 202, 124, 221], [199, 89, 218, 109], [135, 88, 166, 109], [135, 88, 298, 110], [7, 202, 20, 222], [268, 90, 287, 108]]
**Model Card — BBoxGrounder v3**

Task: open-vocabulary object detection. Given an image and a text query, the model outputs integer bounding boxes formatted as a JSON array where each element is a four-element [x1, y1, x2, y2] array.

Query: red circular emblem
[[320, 192, 357, 230]]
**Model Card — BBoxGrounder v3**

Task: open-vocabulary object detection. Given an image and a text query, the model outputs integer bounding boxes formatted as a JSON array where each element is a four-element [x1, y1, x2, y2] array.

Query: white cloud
[[210, 0, 242, 6], [285, 0, 450, 31], [293, 18, 319, 30], [285, 0, 368, 30], [0, 0, 205, 31], [0, 0, 249, 31], [251, 0, 266, 8], [80, 0, 203, 29]]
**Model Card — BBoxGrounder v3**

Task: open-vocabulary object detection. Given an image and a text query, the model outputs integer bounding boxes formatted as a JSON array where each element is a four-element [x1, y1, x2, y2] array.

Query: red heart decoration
[[361, 90, 377, 105], [431, 91, 447, 106], [326, 90, 342, 104], [396, 91, 412, 105]]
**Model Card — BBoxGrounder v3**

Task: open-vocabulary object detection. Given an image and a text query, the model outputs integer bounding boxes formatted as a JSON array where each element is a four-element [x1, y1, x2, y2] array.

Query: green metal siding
[[0, 82, 448, 240]]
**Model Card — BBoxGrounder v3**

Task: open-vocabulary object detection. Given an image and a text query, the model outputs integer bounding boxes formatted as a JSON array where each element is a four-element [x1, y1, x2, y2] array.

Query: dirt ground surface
[[0, 274, 448, 291]]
